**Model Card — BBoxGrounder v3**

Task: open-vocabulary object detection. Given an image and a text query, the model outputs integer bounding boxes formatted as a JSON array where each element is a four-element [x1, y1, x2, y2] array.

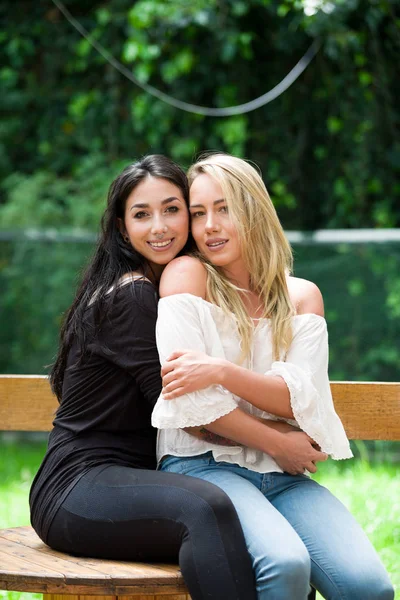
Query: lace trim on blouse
[[152, 293, 353, 470]]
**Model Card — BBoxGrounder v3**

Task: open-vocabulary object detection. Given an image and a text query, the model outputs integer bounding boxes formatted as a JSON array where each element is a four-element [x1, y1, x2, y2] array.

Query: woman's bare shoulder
[[159, 256, 207, 299], [287, 275, 324, 317]]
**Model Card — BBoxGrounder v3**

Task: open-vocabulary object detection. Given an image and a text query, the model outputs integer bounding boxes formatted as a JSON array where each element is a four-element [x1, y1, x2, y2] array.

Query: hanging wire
[[52, 0, 321, 117]]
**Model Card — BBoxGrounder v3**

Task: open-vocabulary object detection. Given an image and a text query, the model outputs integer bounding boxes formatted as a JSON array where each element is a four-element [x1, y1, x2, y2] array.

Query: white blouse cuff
[[151, 386, 238, 429], [266, 361, 353, 460]]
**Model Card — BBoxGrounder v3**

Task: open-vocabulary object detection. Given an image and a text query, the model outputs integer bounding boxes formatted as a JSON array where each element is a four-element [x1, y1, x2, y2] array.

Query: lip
[[147, 238, 175, 251], [205, 238, 228, 252]]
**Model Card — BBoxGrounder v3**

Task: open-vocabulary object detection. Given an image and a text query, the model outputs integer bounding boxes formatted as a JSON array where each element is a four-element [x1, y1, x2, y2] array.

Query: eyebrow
[[129, 197, 181, 211], [189, 198, 225, 209]]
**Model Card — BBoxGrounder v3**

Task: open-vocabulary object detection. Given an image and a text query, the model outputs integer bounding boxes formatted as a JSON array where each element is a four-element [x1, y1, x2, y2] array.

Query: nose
[[205, 212, 220, 233], [151, 215, 168, 236]]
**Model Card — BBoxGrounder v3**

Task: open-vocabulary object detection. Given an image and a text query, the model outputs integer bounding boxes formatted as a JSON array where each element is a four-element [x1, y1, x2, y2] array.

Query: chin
[[152, 256, 175, 266], [204, 254, 228, 266], [212, 260, 228, 267], [161, 249, 185, 264]]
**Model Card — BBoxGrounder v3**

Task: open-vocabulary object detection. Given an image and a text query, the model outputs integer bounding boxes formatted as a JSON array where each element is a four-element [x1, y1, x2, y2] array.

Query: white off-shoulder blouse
[[152, 293, 353, 473]]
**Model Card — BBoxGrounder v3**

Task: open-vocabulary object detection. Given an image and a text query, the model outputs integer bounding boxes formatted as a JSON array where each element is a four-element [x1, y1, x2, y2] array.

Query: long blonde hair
[[188, 153, 295, 362]]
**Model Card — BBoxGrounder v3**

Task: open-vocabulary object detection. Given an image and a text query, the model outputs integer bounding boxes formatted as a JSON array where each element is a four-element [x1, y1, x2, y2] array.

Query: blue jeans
[[161, 453, 394, 600]]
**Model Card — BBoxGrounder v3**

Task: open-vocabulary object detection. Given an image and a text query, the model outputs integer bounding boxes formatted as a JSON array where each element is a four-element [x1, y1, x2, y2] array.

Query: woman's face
[[189, 173, 243, 272], [121, 176, 189, 274]]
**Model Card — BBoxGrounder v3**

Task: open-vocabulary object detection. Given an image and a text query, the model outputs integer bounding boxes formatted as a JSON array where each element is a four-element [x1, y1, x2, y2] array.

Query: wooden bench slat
[[45, 595, 115, 600], [1, 375, 399, 440], [0, 375, 56, 431], [0, 528, 188, 595], [0, 580, 62, 593], [42, 595, 190, 600], [0, 579, 189, 596], [0, 548, 64, 582], [2, 528, 184, 582], [330, 381, 400, 440], [0, 534, 113, 582]]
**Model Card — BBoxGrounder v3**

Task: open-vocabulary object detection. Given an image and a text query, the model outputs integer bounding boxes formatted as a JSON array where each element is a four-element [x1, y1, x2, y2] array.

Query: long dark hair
[[50, 154, 190, 400]]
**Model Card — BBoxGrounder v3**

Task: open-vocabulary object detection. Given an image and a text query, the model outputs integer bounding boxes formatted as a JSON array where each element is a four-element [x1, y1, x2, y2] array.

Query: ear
[[117, 217, 126, 235]]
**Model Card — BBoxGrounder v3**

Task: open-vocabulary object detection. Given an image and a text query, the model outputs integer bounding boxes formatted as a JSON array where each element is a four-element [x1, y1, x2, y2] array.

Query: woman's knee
[[345, 575, 395, 600], [275, 549, 311, 585], [320, 562, 395, 600], [255, 545, 311, 597], [369, 580, 395, 600]]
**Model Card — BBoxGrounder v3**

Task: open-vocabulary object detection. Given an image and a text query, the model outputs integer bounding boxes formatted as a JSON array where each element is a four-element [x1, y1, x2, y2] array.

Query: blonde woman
[[152, 154, 394, 600]]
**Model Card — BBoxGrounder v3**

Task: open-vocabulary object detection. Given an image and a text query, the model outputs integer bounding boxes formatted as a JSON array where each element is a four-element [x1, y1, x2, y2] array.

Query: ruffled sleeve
[[151, 294, 238, 429], [265, 314, 352, 459]]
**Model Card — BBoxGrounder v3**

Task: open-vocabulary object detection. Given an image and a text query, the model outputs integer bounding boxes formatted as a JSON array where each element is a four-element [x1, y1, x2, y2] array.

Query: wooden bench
[[1, 375, 399, 600]]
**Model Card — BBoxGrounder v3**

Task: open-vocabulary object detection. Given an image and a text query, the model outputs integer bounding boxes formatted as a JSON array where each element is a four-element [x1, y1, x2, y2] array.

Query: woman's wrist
[[260, 428, 286, 458], [257, 418, 300, 434], [217, 359, 235, 387]]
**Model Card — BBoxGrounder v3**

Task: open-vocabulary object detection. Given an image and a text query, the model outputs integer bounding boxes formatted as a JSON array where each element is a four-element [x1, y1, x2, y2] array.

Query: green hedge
[[1, 238, 399, 382], [1, 0, 399, 230]]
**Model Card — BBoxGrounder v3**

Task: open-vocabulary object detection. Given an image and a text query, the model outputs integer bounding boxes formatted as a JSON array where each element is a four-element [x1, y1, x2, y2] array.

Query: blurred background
[[0, 0, 399, 596], [1, 0, 400, 381]]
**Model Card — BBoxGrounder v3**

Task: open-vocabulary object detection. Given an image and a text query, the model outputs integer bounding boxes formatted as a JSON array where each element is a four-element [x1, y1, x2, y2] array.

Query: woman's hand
[[270, 431, 328, 475], [161, 350, 226, 399]]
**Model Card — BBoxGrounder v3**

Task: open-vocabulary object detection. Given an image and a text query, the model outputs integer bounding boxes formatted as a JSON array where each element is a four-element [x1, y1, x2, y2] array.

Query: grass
[[0, 441, 46, 600], [0, 441, 398, 600], [313, 459, 400, 599]]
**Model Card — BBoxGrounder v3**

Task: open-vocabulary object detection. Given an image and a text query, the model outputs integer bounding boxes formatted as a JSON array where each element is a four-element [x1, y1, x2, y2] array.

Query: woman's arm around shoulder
[[159, 256, 207, 299], [162, 276, 326, 419], [286, 276, 324, 317]]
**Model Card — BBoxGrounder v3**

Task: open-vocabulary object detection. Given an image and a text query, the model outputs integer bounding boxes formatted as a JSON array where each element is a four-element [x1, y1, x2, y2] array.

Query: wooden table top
[[0, 526, 189, 596]]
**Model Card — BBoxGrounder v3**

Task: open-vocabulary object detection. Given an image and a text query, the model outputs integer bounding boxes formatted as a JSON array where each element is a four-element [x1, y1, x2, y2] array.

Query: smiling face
[[121, 175, 189, 276], [189, 173, 245, 275]]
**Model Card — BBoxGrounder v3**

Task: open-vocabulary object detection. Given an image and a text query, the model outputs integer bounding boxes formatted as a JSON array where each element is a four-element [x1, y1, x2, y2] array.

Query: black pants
[[47, 464, 257, 600]]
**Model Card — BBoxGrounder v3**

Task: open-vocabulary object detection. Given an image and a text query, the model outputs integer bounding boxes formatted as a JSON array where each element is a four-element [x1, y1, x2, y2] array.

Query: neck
[[147, 262, 165, 285], [221, 264, 250, 292], [221, 264, 264, 319]]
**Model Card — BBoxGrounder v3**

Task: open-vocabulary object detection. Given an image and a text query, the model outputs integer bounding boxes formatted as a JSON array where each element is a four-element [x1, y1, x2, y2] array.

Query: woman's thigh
[[47, 463, 258, 600], [162, 455, 311, 599], [268, 473, 394, 600]]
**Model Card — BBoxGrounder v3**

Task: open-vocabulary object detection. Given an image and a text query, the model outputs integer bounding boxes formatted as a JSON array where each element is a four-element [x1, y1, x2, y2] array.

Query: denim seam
[[310, 555, 346, 600]]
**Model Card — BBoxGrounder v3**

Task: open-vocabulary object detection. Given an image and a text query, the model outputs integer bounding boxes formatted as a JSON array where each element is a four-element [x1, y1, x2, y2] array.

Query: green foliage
[[1, 236, 399, 386], [1, 0, 399, 229], [0, 154, 128, 229], [0, 440, 44, 600], [0, 2, 399, 400], [0, 238, 93, 374], [294, 242, 400, 382], [313, 459, 400, 596]]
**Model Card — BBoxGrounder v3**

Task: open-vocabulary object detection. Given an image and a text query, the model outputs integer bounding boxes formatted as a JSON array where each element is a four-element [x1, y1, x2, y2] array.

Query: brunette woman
[[29, 155, 257, 600]]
